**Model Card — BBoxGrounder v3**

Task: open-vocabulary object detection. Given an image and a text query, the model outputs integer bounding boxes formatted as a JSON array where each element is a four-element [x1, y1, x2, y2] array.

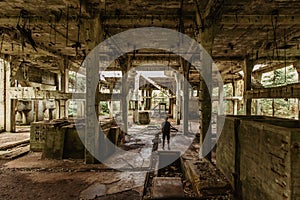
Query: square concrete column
[[294, 62, 300, 119], [2, 59, 16, 132], [232, 81, 238, 115], [84, 13, 104, 164], [218, 84, 224, 116], [183, 62, 190, 135], [199, 51, 212, 161], [145, 89, 152, 111], [252, 74, 262, 115], [133, 72, 140, 124], [121, 63, 128, 134], [0, 59, 5, 129], [59, 100, 67, 118], [77, 101, 85, 118], [85, 51, 100, 164], [175, 72, 181, 125], [58, 57, 69, 119], [243, 58, 254, 115]]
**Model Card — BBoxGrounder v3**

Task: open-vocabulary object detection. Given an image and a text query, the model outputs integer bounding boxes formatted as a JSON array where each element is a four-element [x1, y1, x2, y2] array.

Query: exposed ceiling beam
[[252, 61, 296, 76], [221, 15, 300, 26]]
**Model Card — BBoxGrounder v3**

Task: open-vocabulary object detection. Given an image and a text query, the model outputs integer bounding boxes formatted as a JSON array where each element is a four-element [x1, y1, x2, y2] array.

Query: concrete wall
[[217, 116, 300, 200], [0, 60, 5, 131]]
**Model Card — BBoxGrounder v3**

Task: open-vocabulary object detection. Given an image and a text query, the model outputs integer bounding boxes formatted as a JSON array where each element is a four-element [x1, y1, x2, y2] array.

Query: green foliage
[[224, 84, 233, 97], [260, 65, 298, 118], [100, 102, 110, 115], [68, 72, 86, 92], [262, 65, 297, 87], [68, 101, 77, 117]]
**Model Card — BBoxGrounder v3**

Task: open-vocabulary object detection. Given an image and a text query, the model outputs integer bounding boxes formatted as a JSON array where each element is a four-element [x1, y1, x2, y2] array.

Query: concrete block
[[63, 125, 85, 159], [42, 126, 66, 159], [151, 177, 184, 198], [217, 115, 300, 200]]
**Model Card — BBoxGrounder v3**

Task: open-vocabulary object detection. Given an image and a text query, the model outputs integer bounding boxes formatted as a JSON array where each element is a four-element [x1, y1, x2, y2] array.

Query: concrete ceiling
[[0, 0, 299, 84]]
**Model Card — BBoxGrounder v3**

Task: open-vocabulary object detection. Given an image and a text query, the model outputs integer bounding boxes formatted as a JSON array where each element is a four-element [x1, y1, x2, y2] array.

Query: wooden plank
[[0, 144, 30, 160], [0, 139, 29, 150]]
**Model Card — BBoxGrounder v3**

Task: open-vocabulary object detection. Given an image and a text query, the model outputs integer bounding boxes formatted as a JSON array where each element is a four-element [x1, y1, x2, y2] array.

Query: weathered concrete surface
[[103, 128, 153, 169], [152, 177, 184, 198], [2, 153, 147, 200], [42, 126, 66, 160], [181, 158, 232, 198], [80, 172, 146, 200], [157, 151, 180, 170], [0, 169, 146, 200], [30, 119, 121, 161], [217, 116, 300, 200], [80, 183, 106, 200]]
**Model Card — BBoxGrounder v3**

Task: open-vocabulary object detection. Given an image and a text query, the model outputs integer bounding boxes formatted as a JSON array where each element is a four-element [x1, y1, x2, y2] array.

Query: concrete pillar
[[61, 58, 69, 93], [38, 101, 45, 121], [145, 89, 152, 110], [6, 99, 17, 132], [294, 62, 300, 119], [108, 88, 113, 119], [57, 57, 69, 119], [54, 100, 58, 120], [33, 101, 38, 122], [85, 53, 100, 164], [133, 72, 139, 124], [0, 59, 5, 130], [183, 61, 190, 135], [59, 100, 67, 118], [243, 58, 254, 116], [200, 57, 212, 160], [218, 84, 224, 116], [196, 12, 220, 160], [169, 97, 175, 117], [121, 60, 128, 133], [48, 109, 54, 120], [84, 11, 104, 164], [2, 59, 16, 132], [232, 81, 238, 115], [175, 72, 181, 125], [141, 89, 145, 111], [86, 57, 99, 163], [253, 74, 262, 115], [77, 101, 84, 118]]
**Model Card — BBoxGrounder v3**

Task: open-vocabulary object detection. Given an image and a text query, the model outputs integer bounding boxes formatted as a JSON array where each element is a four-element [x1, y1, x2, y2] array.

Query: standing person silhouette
[[161, 116, 177, 150]]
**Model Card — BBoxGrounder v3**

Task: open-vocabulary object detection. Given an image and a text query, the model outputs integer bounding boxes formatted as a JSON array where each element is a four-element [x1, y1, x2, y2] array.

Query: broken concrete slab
[[79, 171, 146, 199], [80, 183, 106, 200], [151, 177, 184, 198]]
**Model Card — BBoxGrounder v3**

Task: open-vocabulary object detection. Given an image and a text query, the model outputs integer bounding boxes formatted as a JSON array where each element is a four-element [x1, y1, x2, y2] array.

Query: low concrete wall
[[30, 119, 121, 161], [217, 115, 300, 200]]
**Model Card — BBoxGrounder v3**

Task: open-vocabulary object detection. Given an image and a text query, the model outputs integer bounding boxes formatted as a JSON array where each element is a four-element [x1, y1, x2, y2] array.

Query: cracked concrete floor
[[0, 119, 198, 200]]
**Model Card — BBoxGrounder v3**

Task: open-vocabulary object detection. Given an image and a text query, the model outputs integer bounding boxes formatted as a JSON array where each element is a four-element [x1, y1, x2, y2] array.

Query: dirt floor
[[0, 120, 233, 200], [0, 153, 146, 200]]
